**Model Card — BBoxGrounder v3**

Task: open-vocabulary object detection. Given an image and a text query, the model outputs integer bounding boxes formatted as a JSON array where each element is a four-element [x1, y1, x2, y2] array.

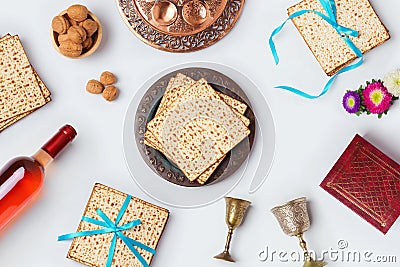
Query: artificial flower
[[362, 81, 392, 115], [342, 91, 361, 114], [383, 69, 400, 97]]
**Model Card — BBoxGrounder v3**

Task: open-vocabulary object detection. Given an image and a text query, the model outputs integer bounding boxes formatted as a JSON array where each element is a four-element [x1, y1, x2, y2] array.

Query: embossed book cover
[[320, 134, 400, 234]]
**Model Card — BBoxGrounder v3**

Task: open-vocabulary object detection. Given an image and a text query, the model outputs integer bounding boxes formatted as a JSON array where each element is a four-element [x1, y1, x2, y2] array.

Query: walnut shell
[[102, 86, 118, 101], [100, 71, 116, 86], [82, 37, 93, 50], [58, 34, 70, 43], [86, 80, 104, 94], [80, 19, 98, 37], [59, 40, 82, 57], [52, 15, 70, 34], [67, 25, 87, 44], [67, 16, 78, 26], [67, 4, 88, 22]]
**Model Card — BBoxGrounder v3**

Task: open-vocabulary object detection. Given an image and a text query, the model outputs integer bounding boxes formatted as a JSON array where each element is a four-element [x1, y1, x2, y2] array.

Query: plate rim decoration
[[115, 0, 246, 52]]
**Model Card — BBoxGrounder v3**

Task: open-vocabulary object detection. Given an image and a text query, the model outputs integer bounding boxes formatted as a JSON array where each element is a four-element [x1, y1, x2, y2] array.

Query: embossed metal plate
[[116, 0, 245, 52], [134, 67, 255, 187], [135, 0, 228, 36]]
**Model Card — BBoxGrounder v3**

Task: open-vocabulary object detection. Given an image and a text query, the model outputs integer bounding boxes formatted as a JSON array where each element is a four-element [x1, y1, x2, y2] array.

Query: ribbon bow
[[58, 195, 156, 267], [269, 0, 363, 99]]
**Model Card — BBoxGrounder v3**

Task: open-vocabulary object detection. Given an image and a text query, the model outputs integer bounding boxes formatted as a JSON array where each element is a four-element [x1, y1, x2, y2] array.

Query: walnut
[[67, 16, 78, 26], [59, 40, 82, 57], [52, 15, 70, 34], [102, 86, 118, 101], [100, 71, 116, 85], [80, 19, 98, 37], [67, 4, 88, 22], [67, 25, 87, 44], [82, 37, 93, 50], [57, 33, 69, 44], [86, 80, 104, 94]]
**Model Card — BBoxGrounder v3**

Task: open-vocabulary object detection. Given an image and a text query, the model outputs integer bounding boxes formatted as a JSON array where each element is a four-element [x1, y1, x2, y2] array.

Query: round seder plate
[[134, 0, 228, 36], [134, 67, 255, 187], [116, 0, 245, 52]]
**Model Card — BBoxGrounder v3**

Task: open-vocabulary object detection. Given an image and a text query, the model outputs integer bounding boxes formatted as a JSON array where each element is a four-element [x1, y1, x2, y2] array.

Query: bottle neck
[[32, 149, 53, 169], [31, 125, 77, 169], [41, 125, 77, 159]]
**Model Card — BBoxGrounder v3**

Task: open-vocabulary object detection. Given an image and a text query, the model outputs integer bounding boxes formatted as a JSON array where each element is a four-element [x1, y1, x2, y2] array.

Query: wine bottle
[[0, 125, 77, 232]]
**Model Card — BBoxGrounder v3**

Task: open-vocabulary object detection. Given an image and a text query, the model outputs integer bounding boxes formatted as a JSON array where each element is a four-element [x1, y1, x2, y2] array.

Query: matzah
[[0, 34, 51, 101], [0, 34, 51, 131], [145, 73, 250, 183], [287, 0, 390, 76], [145, 83, 249, 184], [153, 74, 249, 127], [145, 125, 225, 185], [154, 81, 250, 181], [147, 78, 249, 143], [156, 73, 247, 116], [155, 73, 196, 115], [0, 114, 26, 132], [217, 92, 247, 115], [0, 76, 50, 132], [0, 35, 46, 122], [0, 79, 51, 132], [66, 183, 169, 267]]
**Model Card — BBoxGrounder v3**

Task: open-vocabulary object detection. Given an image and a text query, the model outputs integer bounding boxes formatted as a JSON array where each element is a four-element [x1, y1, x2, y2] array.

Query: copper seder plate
[[116, 0, 245, 52], [135, 67, 255, 187]]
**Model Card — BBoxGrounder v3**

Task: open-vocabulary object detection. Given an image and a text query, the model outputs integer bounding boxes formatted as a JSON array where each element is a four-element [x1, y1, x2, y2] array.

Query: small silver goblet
[[271, 197, 327, 267]]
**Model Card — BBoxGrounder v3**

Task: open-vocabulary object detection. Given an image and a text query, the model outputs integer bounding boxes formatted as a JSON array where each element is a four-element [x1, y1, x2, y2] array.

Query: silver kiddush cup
[[271, 197, 327, 267]]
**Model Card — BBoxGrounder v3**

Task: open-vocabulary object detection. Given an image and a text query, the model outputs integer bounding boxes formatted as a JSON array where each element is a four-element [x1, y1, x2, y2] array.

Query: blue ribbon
[[58, 195, 156, 267], [269, 0, 363, 99]]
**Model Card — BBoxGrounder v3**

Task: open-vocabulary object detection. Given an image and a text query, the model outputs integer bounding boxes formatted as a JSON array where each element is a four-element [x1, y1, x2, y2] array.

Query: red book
[[320, 134, 400, 234]]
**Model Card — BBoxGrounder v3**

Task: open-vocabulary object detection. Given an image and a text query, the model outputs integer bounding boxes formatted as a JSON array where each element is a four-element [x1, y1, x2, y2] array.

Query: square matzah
[[0, 34, 51, 101], [144, 130, 224, 185], [0, 34, 50, 131], [0, 67, 51, 131], [155, 73, 195, 115], [0, 35, 46, 122], [144, 74, 249, 184], [67, 183, 169, 267], [147, 80, 250, 181], [155, 73, 247, 116], [288, 0, 390, 76]]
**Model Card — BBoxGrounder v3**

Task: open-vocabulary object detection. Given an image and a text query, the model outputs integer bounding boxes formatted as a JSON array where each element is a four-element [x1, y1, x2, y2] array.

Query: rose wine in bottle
[[0, 125, 77, 232]]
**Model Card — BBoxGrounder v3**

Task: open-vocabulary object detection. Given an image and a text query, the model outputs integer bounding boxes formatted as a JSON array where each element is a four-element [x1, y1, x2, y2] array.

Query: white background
[[1, 0, 400, 266]]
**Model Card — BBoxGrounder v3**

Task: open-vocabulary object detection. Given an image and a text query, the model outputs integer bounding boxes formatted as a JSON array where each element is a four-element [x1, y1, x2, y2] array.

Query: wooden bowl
[[51, 10, 102, 59]]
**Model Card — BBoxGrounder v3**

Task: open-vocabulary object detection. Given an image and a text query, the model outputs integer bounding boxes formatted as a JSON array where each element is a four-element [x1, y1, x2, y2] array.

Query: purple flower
[[343, 91, 361, 114]]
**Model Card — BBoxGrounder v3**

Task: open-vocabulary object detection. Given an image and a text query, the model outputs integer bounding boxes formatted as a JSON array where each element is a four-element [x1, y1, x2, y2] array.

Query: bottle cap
[[42, 125, 77, 158]]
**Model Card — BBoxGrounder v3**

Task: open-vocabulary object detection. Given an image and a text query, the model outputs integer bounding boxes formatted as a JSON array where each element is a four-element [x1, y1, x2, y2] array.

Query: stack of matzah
[[288, 0, 390, 76], [144, 73, 251, 185], [0, 34, 51, 132], [66, 183, 169, 267]]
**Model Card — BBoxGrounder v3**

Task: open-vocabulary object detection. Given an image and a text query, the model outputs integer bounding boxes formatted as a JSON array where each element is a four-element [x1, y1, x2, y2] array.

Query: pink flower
[[362, 82, 392, 114]]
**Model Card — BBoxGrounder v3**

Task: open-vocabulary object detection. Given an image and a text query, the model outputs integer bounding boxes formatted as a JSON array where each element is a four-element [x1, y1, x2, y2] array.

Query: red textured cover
[[320, 134, 400, 234]]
